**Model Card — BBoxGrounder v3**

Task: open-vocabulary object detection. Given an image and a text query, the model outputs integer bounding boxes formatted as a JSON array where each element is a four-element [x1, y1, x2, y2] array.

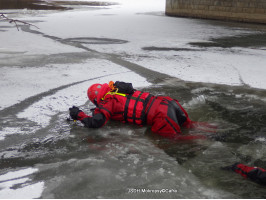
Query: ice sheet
[[0, 168, 44, 199]]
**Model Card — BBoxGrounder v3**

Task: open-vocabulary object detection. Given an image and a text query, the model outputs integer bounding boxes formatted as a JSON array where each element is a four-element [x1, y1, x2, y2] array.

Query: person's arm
[[78, 111, 106, 128], [69, 106, 109, 128]]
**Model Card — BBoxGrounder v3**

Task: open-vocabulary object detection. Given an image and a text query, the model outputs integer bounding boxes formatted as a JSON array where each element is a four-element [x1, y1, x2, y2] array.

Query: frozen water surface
[[1, 0, 266, 198]]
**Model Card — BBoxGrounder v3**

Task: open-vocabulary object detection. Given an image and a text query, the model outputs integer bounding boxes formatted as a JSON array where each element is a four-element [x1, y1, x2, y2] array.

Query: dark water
[[0, 0, 65, 10], [0, 0, 117, 10]]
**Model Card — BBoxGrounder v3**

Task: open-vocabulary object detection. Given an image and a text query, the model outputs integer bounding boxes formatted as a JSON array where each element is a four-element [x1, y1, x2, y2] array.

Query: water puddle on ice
[[189, 32, 266, 49]]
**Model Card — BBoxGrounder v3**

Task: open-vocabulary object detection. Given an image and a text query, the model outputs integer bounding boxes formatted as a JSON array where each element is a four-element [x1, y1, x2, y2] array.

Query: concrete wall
[[166, 0, 266, 24]]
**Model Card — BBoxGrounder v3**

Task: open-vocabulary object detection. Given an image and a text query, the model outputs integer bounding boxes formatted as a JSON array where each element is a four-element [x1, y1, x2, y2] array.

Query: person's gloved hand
[[69, 106, 82, 120]]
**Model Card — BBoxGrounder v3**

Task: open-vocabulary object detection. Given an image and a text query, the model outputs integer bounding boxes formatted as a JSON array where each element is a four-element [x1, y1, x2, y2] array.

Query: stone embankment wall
[[166, 0, 266, 24]]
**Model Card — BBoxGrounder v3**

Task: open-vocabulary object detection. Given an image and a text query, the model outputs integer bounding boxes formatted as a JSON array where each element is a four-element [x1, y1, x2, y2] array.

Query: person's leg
[[151, 116, 181, 138]]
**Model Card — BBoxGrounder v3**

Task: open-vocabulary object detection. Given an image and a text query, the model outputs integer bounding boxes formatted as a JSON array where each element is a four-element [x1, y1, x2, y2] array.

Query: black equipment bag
[[114, 81, 135, 94]]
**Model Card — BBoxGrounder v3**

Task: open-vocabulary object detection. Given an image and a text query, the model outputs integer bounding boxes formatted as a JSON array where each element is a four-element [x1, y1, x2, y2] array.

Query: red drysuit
[[70, 82, 206, 139]]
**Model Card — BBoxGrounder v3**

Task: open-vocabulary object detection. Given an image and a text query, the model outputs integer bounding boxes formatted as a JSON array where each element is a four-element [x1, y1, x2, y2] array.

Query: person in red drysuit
[[222, 163, 266, 185], [69, 81, 209, 140]]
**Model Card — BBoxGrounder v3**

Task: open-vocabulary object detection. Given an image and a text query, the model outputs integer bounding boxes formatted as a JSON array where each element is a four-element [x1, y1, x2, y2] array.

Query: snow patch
[[0, 168, 44, 199]]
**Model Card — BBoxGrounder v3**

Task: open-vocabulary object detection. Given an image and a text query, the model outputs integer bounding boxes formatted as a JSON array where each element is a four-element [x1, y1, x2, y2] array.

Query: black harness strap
[[140, 94, 152, 125], [165, 117, 179, 133], [145, 97, 157, 117], [124, 94, 132, 123], [132, 92, 143, 124], [129, 96, 145, 102], [98, 106, 112, 116], [124, 92, 152, 124]]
